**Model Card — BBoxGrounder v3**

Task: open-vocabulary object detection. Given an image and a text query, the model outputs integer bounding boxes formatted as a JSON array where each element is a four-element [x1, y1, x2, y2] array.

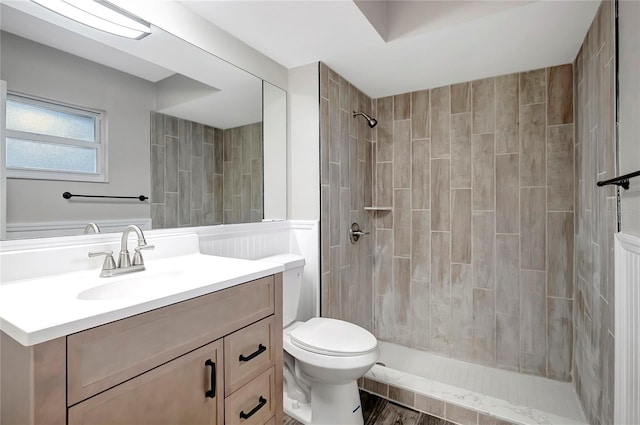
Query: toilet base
[[284, 381, 364, 425]]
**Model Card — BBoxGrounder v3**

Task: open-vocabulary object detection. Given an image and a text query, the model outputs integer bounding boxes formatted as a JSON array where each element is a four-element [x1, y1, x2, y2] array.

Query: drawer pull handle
[[239, 396, 267, 419], [239, 343, 267, 362], [205, 359, 216, 398]]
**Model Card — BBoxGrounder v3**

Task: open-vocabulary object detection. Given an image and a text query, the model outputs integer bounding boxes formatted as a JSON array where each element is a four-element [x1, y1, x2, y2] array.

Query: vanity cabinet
[[0, 273, 283, 425]]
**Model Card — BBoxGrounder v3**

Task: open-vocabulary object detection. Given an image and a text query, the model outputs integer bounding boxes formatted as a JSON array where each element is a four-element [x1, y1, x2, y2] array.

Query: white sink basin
[[0, 250, 285, 346], [76, 270, 185, 300]]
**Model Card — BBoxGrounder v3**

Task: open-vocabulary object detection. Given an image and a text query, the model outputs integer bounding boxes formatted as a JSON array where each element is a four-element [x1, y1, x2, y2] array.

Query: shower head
[[352, 111, 378, 128]]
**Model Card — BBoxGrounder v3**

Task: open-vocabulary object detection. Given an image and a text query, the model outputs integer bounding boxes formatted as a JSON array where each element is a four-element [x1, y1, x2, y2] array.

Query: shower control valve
[[349, 222, 370, 244]]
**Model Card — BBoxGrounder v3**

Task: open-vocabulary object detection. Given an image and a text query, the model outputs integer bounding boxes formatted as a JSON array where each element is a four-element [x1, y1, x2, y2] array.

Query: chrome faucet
[[118, 224, 154, 268], [83, 222, 101, 234], [88, 225, 154, 277]]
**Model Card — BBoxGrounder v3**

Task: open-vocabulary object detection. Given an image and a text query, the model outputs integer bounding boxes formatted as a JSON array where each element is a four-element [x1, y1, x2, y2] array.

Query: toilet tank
[[257, 254, 305, 327]]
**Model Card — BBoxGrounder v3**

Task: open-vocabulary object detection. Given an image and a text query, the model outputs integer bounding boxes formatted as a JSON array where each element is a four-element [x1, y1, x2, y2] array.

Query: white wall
[[111, 0, 288, 91], [618, 1, 640, 237], [288, 63, 320, 221], [287, 64, 321, 317], [263, 82, 287, 220], [1, 33, 154, 233]]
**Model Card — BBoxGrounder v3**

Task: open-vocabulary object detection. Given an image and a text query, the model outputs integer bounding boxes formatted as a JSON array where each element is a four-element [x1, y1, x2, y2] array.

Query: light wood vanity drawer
[[67, 275, 274, 405], [224, 366, 275, 425], [225, 316, 275, 396]]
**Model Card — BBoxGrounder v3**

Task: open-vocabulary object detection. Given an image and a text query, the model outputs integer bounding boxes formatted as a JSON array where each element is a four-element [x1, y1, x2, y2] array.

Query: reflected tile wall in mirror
[[151, 112, 263, 228]]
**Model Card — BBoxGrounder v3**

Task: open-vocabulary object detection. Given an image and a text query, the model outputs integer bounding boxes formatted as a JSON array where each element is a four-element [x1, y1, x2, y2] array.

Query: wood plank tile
[[547, 64, 574, 125], [520, 188, 546, 271], [520, 103, 546, 187], [431, 231, 451, 305], [375, 229, 393, 295], [431, 303, 451, 355], [446, 403, 478, 425], [451, 263, 473, 360], [496, 312, 520, 370], [415, 394, 445, 418], [451, 82, 471, 114], [412, 211, 431, 281], [473, 212, 495, 289], [472, 78, 495, 134], [547, 298, 573, 380], [496, 154, 519, 234], [329, 79, 340, 163], [496, 74, 520, 154], [431, 159, 451, 231], [520, 69, 546, 105], [431, 86, 451, 159], [472, 133, 495, 210], [520, 270, 546, 361], [394, 93, 411, 120], [377, 96, 393, 162], [473, 288, 496, 364], [547, 212, 574, 299], [412, 139, 431, 209], [394, 189, 411, 257], [452, 189, 472, 264], [547, 124, 574, 211], [451, 113, 472, 189], [411, 280, 431, 350], [496, 235, 520, 315], [412, 90, 430, 139], [377, 162, 393, 207], [320, 98, 329, 185], [394, 120, 411, 188]]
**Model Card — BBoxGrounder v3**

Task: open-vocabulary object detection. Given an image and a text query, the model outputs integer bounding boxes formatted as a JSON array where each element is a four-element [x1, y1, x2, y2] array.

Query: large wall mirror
[[0, 1, 286, 240]]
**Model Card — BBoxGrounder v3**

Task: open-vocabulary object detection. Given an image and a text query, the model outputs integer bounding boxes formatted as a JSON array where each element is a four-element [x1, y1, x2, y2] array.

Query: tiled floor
[[284, 391, 454, 425]]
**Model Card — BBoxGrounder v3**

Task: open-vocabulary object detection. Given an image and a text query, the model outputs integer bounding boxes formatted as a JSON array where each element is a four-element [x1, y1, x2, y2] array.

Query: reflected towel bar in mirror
[[596, 169, 640, 190], [62, 192, 148, 201]]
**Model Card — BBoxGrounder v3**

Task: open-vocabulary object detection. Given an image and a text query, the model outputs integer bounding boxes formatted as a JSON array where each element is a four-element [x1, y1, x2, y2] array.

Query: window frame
[[5, 92, 108, 182]]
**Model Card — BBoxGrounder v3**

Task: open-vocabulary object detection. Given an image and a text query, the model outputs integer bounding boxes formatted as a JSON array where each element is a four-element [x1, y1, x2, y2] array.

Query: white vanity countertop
[[0, 253, 283, 346]]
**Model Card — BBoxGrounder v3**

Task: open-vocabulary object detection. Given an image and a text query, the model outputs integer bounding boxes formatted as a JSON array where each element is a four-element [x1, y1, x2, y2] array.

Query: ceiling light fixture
[[31, 0, 151, 40]]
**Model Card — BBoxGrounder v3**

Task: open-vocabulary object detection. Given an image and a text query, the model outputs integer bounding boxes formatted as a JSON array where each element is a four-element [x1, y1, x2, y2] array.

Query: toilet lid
[[289, 318, 377, 356]]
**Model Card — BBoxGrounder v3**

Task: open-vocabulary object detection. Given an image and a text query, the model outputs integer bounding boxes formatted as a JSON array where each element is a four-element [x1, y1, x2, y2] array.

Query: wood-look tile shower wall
[[319, 63, 375, 332], [320, 62, 575, 380], [573, 2, 616, 424], [372, 66, 574, 379], [150, 112, 263, 228]]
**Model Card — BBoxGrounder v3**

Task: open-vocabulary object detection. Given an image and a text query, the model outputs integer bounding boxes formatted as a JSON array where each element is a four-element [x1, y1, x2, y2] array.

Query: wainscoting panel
[[614, 232, 640, 425]]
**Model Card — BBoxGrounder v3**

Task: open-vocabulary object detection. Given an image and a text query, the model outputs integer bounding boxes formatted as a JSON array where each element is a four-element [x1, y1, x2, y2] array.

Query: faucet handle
[[132, 244, 155, 266], [88, 250, 116, 271]]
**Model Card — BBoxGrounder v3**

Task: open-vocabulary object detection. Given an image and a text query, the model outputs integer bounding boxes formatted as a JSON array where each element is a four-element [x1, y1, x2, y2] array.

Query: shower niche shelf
[[364, 206, 393, 211]]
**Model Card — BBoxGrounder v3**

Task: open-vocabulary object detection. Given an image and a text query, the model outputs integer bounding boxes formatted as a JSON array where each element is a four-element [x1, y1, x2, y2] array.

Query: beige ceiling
[[180, 0, 601, 98]]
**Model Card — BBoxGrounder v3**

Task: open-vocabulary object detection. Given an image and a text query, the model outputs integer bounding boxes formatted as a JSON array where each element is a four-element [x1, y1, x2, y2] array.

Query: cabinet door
[[68, 340, 223, 425]]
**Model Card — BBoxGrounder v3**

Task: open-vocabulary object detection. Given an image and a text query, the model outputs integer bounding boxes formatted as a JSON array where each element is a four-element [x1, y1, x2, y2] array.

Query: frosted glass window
[[6, 100, 96, 142], [6, 138, 97, 173], [5, 93, 106, 182]]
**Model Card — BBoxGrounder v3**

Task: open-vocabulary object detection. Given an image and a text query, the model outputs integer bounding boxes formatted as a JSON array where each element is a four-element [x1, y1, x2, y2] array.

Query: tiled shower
[[319, 2, 615, 423], [150, 112, 263, 228], [370, 64, 575, 379]]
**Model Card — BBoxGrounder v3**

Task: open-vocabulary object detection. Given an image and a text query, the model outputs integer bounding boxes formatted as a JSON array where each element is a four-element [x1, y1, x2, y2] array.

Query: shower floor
[[365, 341, 587, 425]]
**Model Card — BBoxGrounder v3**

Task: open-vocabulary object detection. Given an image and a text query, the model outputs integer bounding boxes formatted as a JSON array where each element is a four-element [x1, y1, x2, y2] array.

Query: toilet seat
[[289, 317, 377, 357]]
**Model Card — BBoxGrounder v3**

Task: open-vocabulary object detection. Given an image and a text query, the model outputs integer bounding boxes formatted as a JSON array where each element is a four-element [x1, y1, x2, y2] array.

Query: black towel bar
[[596, 170, 640, 190], [62, 192, 148, 201]]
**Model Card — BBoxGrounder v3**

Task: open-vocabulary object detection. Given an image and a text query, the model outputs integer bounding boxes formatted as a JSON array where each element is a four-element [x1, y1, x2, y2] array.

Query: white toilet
[[258, 254, 378, 425]]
